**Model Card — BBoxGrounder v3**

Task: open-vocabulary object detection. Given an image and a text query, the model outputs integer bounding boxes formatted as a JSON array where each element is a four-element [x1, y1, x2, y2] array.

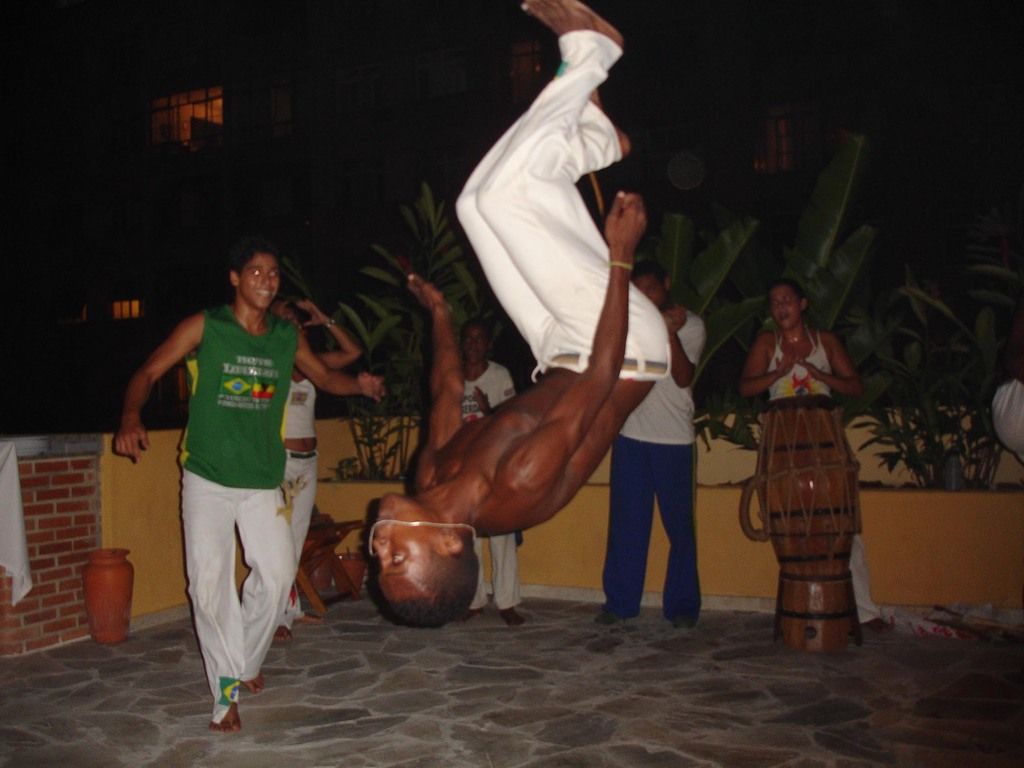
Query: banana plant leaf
[[280, 254, 317, 300], [792, 132, 870, 269], [654, 213, 695, 303], [654, 213, 759, 314], [694, 296, 764, 383], [800, 224, 877, 330], [687, 217, 760, 315]]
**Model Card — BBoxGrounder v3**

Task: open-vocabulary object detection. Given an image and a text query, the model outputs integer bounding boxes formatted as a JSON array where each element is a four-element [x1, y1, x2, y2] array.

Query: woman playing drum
[[740, 278, 889, 637]]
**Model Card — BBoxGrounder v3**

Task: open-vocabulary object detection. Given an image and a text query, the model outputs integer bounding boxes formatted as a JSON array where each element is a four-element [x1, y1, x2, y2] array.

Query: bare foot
[[294, 612, 324, 625], [273, 625, 292, 644], [241, 674, 264, 695], [522, 0, 623, 50], [209, 703, 241, 733]]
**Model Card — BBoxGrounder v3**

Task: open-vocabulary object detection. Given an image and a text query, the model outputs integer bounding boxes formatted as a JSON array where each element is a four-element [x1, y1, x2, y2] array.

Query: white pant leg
[[488, 533, 522, 610], [993, 379, 1024, 458], [236, 490, 296, 683], [281, 454, 318, 629], [456, 30, 670, 381], [182, 471, 250, 723], [469, 534, 522, 611], [470, 537, 488, 611], [850, 534, 881, 622]]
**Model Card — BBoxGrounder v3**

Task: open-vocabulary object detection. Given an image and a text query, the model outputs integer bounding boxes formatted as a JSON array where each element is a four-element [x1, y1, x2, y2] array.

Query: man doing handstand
[[372, 0, 670, 626]]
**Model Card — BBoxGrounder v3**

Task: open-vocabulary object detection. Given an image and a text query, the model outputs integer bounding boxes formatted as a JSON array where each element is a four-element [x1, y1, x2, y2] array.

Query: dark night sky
[[2, 0, 1022, 434]]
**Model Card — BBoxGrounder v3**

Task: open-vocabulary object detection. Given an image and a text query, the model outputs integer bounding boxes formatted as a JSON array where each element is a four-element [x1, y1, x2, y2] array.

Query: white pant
[[850, 534, 881, 623], [182, 469, 295, 723], [456, 31, 670, 381], [470, 534, 521, 611], [993, 379, 1024, 458], [281, 453, 318, 629]]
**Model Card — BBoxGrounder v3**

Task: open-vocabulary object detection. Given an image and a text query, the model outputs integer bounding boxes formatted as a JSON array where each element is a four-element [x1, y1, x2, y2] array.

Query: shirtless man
[[371, 0, 671, 626]]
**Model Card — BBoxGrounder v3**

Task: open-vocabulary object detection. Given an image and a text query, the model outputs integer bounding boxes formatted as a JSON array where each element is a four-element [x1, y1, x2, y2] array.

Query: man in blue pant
[[598, 261, 705, 628]]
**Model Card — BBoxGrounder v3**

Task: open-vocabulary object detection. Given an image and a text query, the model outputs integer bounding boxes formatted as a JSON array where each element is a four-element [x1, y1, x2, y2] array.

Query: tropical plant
[[640, 209, 762, 384], [853, 191, 1023, 489], [854, 269, 1005, 488], [335, 182, 486, 480], [684, 132, 879, 445]]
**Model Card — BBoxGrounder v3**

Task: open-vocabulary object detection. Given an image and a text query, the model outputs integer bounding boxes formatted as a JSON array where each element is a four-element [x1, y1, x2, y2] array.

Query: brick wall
[[0, 456, 100, 655]]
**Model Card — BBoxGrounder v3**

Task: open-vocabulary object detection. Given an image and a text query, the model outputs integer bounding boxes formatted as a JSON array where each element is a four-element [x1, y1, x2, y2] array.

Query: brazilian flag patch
[[218, 677, 240, 706]]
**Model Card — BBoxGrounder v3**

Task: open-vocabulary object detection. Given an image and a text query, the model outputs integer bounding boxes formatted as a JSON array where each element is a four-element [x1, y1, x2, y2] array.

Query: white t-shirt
[[284, 378, 317, 439], [620, 313, 706, 445], [767, 330, 832, 400], [462, 362, 516, 422]]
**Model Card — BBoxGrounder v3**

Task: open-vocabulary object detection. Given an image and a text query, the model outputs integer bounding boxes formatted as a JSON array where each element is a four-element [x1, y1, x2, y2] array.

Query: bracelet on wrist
[[609, 260, 633, 271]]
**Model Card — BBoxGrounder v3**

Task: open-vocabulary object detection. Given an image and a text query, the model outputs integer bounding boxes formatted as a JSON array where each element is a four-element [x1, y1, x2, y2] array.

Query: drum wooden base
[[774, 571, 862, 652]]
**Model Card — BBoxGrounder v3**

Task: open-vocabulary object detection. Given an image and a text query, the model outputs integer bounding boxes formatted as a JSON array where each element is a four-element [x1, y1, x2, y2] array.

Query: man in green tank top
[[114, 236, 384, 733]]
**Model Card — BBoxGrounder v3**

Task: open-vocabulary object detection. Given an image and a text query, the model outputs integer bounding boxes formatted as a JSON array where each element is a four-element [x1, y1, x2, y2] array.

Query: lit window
[[112, 299, 143, 320], [753, 103, 821, 174], [151, 86, 223, 151], [510, 40, 543, 104]]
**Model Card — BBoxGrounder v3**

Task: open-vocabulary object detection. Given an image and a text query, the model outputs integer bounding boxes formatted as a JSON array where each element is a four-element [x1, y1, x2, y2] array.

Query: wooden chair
[[294, 514, 365, 616]]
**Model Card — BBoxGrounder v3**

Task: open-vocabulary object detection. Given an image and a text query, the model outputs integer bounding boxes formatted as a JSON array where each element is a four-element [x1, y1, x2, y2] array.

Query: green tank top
[[181, 305, 297, 488]]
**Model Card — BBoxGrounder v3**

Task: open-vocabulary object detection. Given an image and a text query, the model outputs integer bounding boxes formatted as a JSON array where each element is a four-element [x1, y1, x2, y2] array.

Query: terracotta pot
[[82, 548, 134, 644]]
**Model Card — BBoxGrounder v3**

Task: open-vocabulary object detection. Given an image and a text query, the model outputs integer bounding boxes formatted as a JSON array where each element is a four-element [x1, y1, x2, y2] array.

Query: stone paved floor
[[1, 598, 1022, 768]]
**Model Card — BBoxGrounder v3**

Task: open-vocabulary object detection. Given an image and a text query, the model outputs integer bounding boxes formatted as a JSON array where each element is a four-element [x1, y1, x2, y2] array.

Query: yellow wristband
[[609, 260, 632, 271]]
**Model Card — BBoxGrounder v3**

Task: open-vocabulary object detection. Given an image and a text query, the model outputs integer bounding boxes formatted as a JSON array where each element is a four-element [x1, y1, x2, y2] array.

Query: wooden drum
[[739, 396, 861, 651]]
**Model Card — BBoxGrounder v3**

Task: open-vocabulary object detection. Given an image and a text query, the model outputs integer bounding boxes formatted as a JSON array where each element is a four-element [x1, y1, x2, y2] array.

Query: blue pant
[[602, 436, 700, 621]]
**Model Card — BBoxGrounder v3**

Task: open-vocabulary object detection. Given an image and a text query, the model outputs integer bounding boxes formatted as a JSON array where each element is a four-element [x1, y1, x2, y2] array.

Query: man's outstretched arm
[[408, 274, 464, 490]]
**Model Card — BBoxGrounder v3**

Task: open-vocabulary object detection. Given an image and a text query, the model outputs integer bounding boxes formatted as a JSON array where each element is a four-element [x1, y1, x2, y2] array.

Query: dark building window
[[336, 66, 383, 114], [416, 49, 469, 100], [232, 79, 293, 141], [270, 81, 293, 137], [753, 103, 821, 174], [150, 86, 223, 150]]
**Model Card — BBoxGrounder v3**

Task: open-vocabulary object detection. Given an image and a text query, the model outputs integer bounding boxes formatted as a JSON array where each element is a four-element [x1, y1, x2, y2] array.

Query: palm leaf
[[689, 217, 760, 315], [694, 297, 764, 383], [793, 132, 870, 268]]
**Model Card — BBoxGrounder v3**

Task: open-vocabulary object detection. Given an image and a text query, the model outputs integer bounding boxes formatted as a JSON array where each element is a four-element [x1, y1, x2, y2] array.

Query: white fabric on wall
[[0, 442, 33, 604]]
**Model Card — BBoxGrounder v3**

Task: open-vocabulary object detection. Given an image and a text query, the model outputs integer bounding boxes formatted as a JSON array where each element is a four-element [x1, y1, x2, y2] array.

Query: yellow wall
[[99, 430, 187, 615], [99, 420, 1024, 618], [316, 481, 1024, 609]]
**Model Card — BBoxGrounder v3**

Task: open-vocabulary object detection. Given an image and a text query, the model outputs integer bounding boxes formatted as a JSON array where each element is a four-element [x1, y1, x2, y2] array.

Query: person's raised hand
[[664, 305, 687, 333], [771, 350, 801, 382], [294, 298, 329, 327], [802, 360, 825, 380], [407, 273, 447, 312], [357, 371, 386, 402], [604, 191, 647, 265]]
